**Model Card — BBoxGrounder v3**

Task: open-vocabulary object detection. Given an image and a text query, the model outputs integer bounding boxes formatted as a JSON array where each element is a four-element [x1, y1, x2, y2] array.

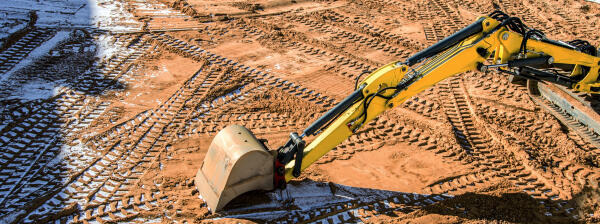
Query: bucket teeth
[[195, 125, 274, 212]]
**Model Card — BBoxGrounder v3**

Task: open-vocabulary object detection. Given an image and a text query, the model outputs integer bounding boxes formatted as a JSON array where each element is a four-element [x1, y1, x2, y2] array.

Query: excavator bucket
[[195, 125, 274, 213]]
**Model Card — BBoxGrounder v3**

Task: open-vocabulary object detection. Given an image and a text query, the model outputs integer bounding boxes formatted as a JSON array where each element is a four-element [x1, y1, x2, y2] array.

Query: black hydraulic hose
[[356, 86, 398, 127], [505, 17, 526, 35], [302, 86, 364, 136], [519, 29, 545, 55], [312, 94, 364, 137], [405, 17, 484, 66], [355, 70, 371, 90], [489, 10, 509, 21], [569, 39, 597, 56]]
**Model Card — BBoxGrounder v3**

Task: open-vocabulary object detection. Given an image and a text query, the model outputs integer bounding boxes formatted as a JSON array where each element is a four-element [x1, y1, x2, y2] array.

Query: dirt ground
[[1, 0, 600, 223]]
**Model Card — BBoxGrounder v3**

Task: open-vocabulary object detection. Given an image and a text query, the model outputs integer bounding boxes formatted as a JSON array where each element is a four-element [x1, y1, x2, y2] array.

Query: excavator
[[195, 10, 600, 212]]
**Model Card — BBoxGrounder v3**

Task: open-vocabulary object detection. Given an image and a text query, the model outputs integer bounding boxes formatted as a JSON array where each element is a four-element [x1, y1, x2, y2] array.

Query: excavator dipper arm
[[276, 14, 499, 182]]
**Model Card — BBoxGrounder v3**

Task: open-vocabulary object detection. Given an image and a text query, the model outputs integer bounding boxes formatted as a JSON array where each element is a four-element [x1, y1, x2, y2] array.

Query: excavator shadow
[[210, 179, 590, 223]]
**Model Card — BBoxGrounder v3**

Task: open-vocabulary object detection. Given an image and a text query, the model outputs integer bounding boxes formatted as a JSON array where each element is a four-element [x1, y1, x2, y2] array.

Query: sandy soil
[[1, 0, 600, 223]]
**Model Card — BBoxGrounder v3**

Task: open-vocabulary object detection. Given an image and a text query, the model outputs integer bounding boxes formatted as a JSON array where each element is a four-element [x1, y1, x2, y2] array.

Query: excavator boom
[[196, 10, 600, 212]]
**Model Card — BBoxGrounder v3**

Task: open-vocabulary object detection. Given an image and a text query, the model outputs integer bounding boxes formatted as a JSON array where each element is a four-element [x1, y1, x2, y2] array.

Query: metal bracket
[[290, 132, 305, 177], [276, 132, 306, 179]]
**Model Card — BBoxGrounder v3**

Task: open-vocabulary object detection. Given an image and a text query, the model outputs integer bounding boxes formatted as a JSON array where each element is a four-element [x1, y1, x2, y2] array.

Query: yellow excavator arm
[[196, 10, 600, 212], [282, 17, 496, 181], [280, 11, 599, 181]]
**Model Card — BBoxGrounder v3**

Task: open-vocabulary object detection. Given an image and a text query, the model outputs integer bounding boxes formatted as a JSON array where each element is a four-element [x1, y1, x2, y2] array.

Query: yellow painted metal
[[283, 15, 600, 180], [494, 29, 600, 92], [284, 17, 499, 181], [496, 31, 600, 67], [282, 62, 406, 181]]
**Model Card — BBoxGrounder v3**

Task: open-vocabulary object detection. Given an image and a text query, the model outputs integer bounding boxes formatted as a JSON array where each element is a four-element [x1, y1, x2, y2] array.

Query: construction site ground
[[1, 0, 600, 223]]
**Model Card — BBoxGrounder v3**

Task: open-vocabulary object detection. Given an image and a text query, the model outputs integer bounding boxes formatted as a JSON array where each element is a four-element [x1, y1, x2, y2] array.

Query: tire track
[[434, 77, 578, 217], [0, 28, 56, 74], [305, 9, 425, 51], [0, 34, 152, 223], [283, 13, 411, 60], [34, 63, 212, 223], [274, 193, 452, 224]]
